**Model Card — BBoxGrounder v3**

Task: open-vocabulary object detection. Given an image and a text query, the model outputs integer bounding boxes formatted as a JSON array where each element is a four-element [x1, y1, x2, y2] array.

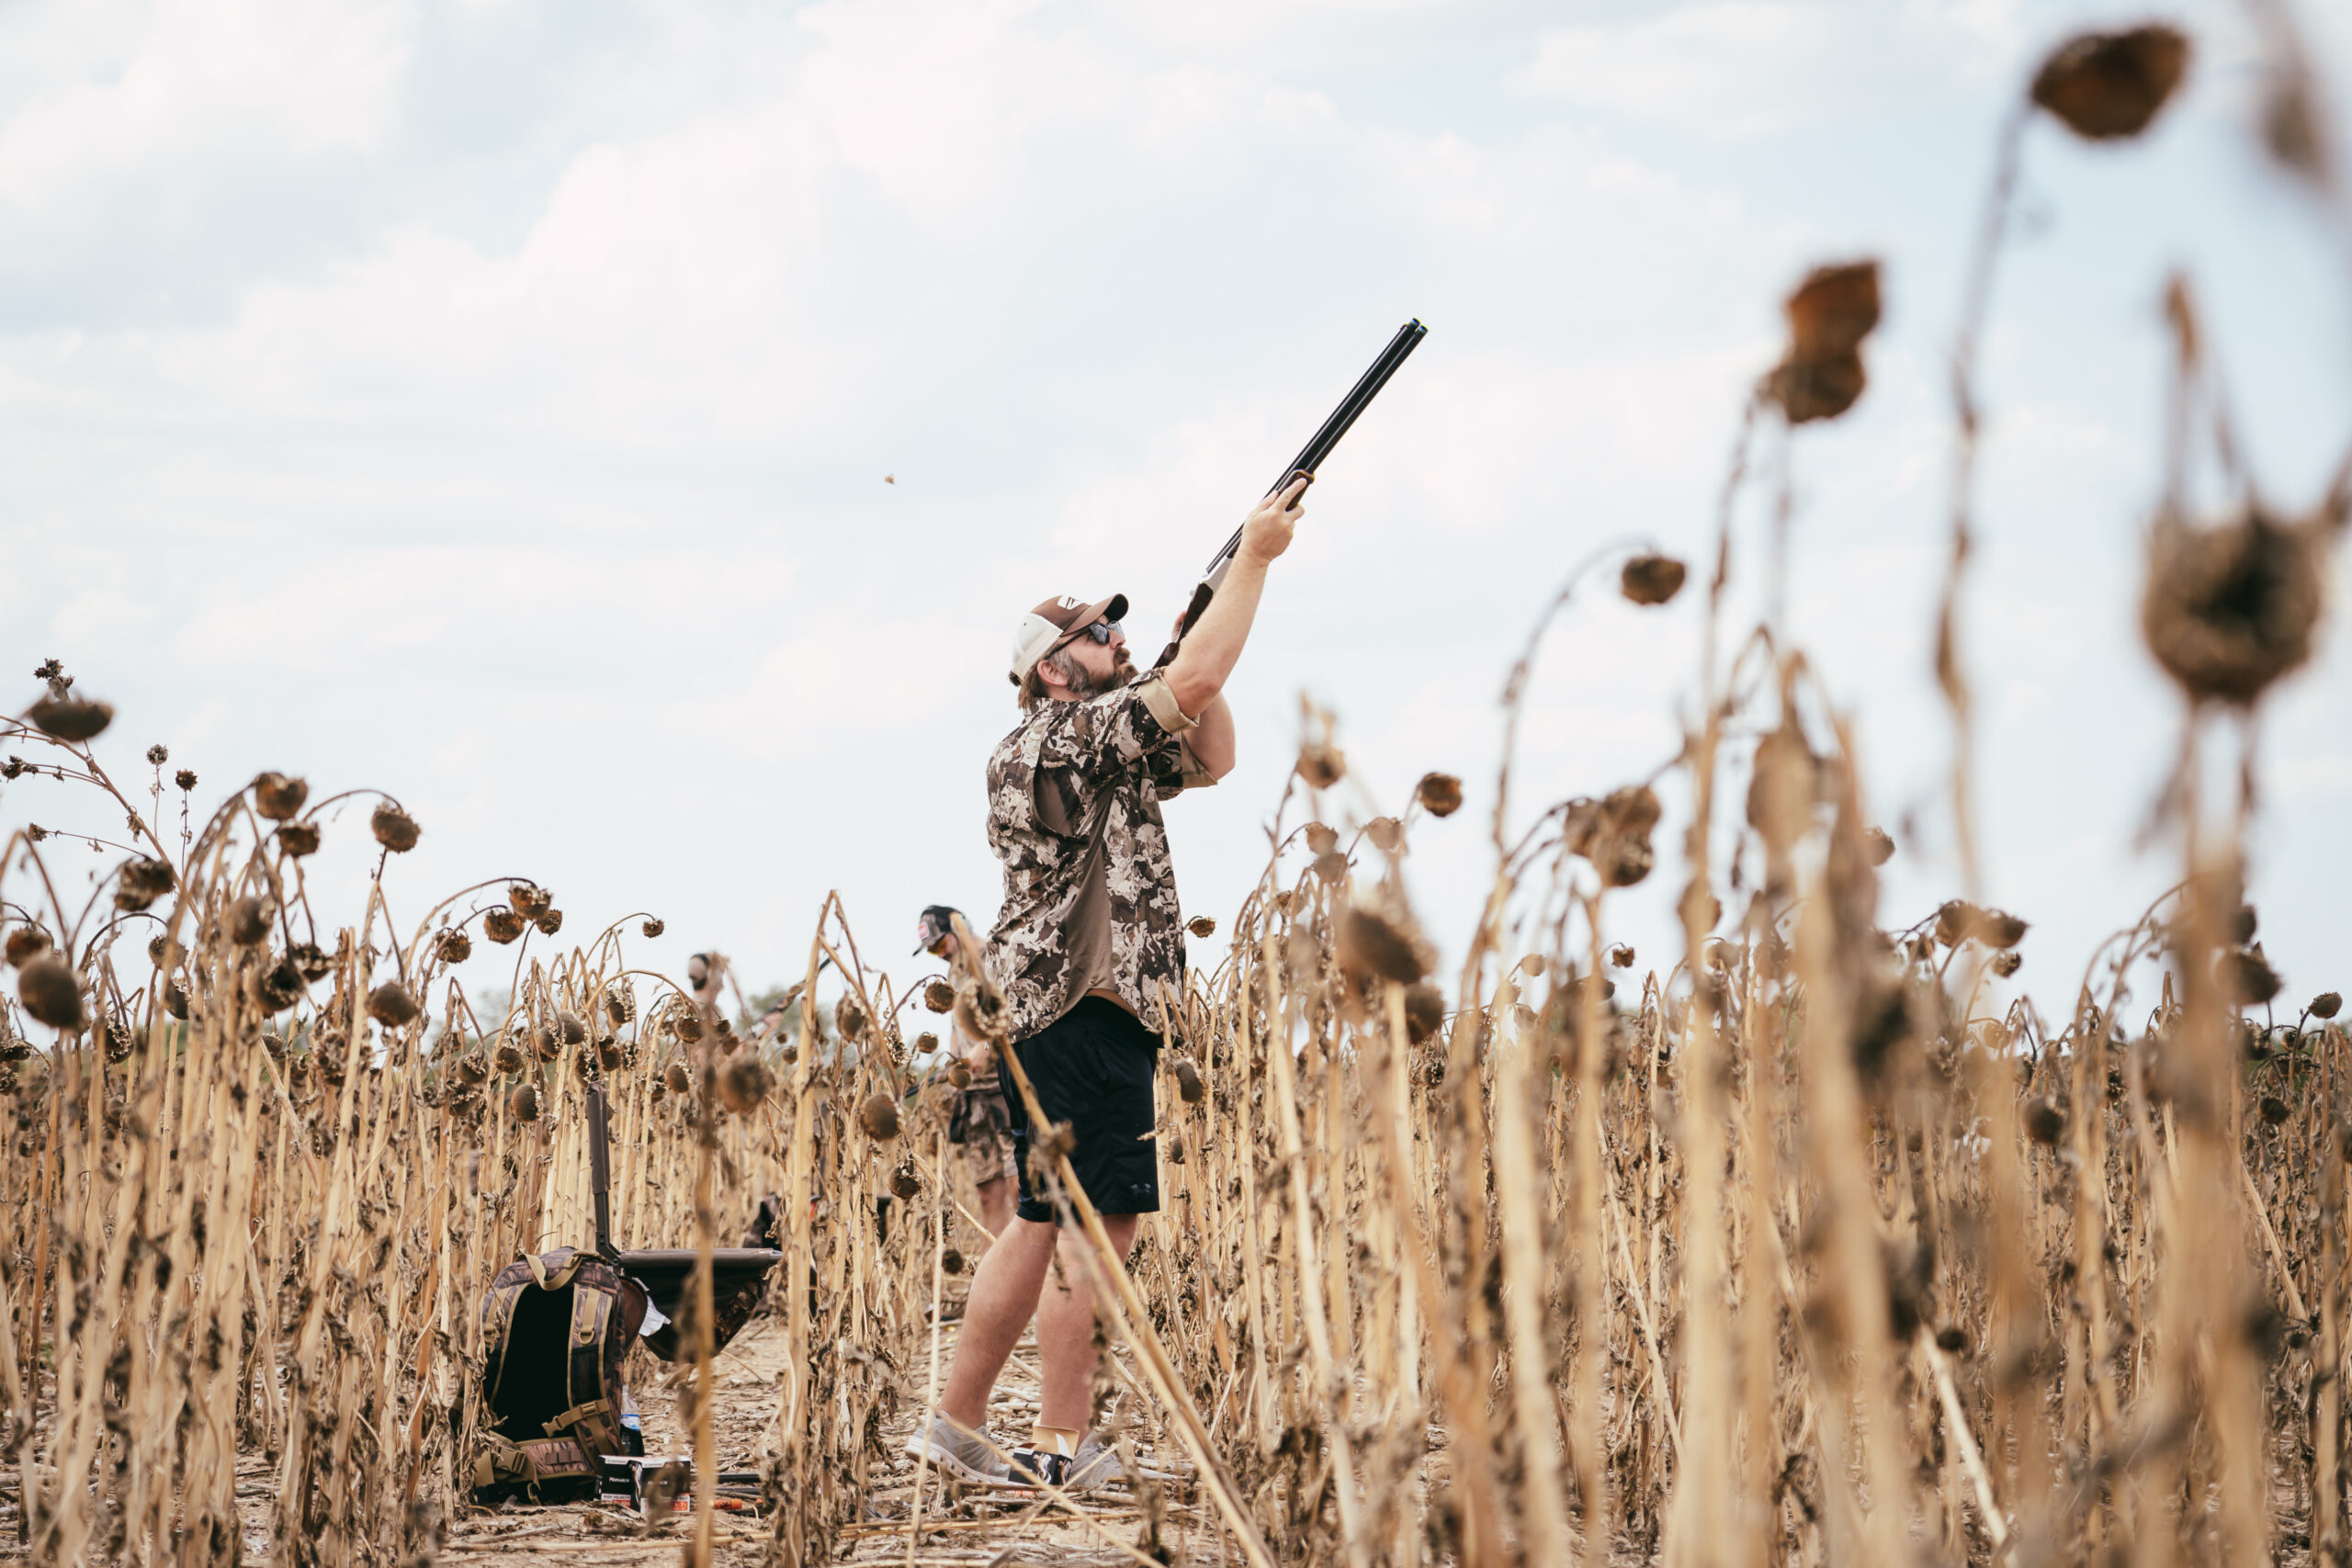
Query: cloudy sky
[[4, 0, 2347, 1019]]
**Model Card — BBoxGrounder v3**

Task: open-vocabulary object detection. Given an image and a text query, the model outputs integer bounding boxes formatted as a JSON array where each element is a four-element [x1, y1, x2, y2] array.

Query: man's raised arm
[[1161, 475, 1305, 721]]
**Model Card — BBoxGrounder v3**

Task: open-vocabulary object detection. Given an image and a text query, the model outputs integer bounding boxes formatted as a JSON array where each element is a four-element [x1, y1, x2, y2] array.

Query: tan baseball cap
[[1009, 592, 1129, 683]]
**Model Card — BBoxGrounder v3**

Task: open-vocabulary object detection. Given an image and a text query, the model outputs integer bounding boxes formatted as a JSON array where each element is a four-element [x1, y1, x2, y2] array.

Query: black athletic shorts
[[998, 996, 1160, 1224]]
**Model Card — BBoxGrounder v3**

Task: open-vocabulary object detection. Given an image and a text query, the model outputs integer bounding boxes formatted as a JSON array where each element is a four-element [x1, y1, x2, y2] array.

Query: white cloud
[[1511, 0, 2021, 139]]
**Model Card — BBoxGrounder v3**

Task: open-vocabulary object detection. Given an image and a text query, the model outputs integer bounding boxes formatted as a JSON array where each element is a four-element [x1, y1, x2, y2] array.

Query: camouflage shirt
[[985, 671, 1214, 1043]]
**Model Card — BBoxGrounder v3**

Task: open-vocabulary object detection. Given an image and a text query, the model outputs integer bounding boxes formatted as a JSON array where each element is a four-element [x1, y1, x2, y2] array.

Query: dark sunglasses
[[1077, 619, 1123, 645]]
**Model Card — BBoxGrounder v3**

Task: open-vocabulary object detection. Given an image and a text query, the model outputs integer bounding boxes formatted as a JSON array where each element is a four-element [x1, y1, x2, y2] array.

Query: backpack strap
[[561, 1269, 624, 1454]]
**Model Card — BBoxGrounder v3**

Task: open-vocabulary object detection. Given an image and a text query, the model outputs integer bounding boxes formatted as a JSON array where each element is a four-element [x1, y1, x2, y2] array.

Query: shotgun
[[1153, 318, 1427, 670]]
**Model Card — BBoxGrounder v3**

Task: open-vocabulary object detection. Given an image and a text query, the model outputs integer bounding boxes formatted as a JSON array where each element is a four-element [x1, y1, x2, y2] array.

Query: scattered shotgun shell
[[663, 1061, 693, 1096], [641, 918, 665, 939], [115, 858, 176, 913], [858, 1092, 901, 1141], [277, 822, 322, 857], [18, 953, 83, 1030], [254, 773, 309, 820], [1619, 555, 1688, 606], [535, 909, 564, 936], [889, 1167, 922, 1200], [5, 927, 51, 967], [28, 696, 113, 742], [368, 982, 420, 1028], [923, 979, 956, 1013], [227, 896, 268, 946], [1415, 773, 1464, 818], [507, 1082, 541, 1122], [1186, 915, 1217, 939], [718, 1052, 773, 1115], [2030, 25, 2189, 141], [483, 909, 526, 945], [1174, 1058, 1204, 1104]]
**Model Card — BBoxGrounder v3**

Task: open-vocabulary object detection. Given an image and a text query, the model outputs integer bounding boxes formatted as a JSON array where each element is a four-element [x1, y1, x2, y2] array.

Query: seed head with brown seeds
[[1619, 555, 1688, 606], [112, 857, 175, 914], [227, 896, 268, 946], [435, 928, 471, 964], [1415, 772, 1463, 818], [1863, 826, 1896, 866], [2223, 946, 2282, 1007], [2141, 505, 2323, 707], [453, 1054, 490, 1087], [675, 1010, 705, 1043], [507, 1083, 541, 1122], [369, 802, 420, 852], [888, 1167, 921, 1200], [368, 982, 420, 1028], [663, 1061, 692, 1095], [641, 918, 664, 938], [482, 909, 526, 944], [1336, 905, 1429, 987], [2030, 26, 2189, 141], [253, 773, 309, 821], [1174, 1058, 1204, 1103], [1766, 260, 1882, 423], [941, 1247, 966, 1277], [277, 822, 322, 857], [858, 1092, 901, 1141], [288, 942, 332, 981], [835, 994, 870, 1043], [718, 1052, 773, 1115], [2023, 1098, 2067, 1146], [174, 769, 196, 792], [2312, 993, 2343, 1021], [18, 953, 84, 1031], [1296, 739, 1346, 790], [5, 927, 51, 967], [27, 696, 113, 743], [493, 1041, 526, 1075], [922, 978, 956, 1013], [535, 909, 563, 936], [1186, 915, 1216, 939]]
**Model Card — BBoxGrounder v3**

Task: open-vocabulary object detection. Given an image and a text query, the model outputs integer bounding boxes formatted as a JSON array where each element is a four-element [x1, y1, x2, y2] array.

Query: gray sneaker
[[1009, 1435, 1125, 1493], [905, 1415, 1012, 1486]]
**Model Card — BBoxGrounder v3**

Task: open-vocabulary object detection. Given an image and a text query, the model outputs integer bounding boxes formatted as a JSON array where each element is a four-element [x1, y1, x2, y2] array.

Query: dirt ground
[[0, 1295, 1204, 1568], [435, 1303, 1201, 1567]]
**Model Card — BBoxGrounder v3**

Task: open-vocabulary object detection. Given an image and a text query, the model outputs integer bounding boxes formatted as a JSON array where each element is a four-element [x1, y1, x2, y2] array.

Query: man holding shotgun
[[906, 474, 1307, 1490]]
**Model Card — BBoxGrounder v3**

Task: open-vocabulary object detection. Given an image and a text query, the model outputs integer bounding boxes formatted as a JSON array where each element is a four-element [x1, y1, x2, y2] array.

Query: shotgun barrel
[[1155, 319, 1426, 668]]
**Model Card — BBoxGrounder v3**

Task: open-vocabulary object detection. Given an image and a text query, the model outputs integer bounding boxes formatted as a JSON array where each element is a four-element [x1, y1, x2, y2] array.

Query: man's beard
[[1058, 648, 1136, 697]]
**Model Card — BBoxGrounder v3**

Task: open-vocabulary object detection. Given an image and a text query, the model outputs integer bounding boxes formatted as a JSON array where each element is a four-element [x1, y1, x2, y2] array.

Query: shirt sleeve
[[1036, 671, 1192, 785]]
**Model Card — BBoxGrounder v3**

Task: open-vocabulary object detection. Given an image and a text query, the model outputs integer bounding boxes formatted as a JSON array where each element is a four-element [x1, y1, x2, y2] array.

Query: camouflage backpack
[[472, 1247, 647, 1498]]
